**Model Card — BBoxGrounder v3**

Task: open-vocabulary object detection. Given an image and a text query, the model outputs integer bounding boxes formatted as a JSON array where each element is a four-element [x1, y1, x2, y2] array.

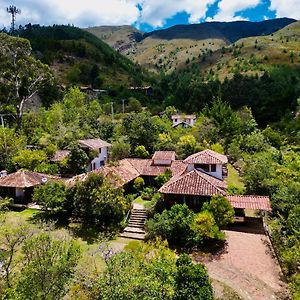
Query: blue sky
[[138, 0, 278, 32], [0, 0, 298, 32]]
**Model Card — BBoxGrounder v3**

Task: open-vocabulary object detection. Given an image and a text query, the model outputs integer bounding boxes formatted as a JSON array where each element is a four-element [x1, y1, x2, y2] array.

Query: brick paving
[[197, 219, 289, 300]]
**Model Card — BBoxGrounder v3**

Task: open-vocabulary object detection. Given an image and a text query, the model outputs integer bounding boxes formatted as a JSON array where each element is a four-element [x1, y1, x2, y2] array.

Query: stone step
[[129, 220, 145, 224], [123, 226, 145, 234], [130, 215, 146, 219], [119, 232, 145, 240], [129, 217, 146, 222], [128, 224, 144, 230], [132, 212, 147, 215], [131, 213, 147, 217]]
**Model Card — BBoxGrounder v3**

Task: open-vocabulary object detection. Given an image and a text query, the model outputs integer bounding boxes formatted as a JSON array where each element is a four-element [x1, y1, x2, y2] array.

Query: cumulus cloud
[[1, 0, 218, 29], [269, 0, 300, 20], [207, 0, 261, 22], [138, 0, 216, 27], [0, 0, 140, 28]]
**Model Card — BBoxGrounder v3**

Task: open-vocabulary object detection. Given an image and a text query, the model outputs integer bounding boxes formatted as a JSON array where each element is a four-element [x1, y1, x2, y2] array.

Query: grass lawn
[[225, 164, 245, 191]]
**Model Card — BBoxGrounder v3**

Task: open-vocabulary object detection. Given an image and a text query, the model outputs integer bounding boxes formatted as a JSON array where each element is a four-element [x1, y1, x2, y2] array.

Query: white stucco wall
[[191, 164, 223, 180], [88, 146, 109, 171]]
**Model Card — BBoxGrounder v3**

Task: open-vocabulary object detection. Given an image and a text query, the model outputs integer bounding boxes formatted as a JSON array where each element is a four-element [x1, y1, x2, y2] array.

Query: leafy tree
[[134, 145, 149, 158], [97, 241, 177, 300], [122, 112, 159, 151], [203, 195, 234, 227], [11, 149, 48, 171], [191, 211, 224, 240], [175, 254, 213, 300], [0, 33, 54, 128], [71, 173, 128, 226], [14, 233, 81, 300], [0, 128, 26, 170], [146, 204, 196, 247], [126, 97, 142, 112], [111, 140, 131, 161], [0, 220, 30, 289], [176, 135, 197, 159], [133, 177, 145, 192], [65, 144, 89, 175], [155, 169, 172, 188], [33, 182, 67, 213]]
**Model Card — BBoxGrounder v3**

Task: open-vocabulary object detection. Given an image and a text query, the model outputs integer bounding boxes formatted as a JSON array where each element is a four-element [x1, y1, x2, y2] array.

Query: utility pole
[[111, 102, 114, 120], [122, 99, 125, 114], [7, 5, 21, 33]]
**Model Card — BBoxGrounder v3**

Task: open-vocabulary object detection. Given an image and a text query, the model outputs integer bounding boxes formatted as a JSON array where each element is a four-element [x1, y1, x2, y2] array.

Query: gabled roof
[[172, 121, 192, 128], [171, 114, 196, 120], [66, 159, 140, 189], [51, 150, 70, 162], [227, 195, 272, 211], [184, 149, 228, 165], [0, 171, 60, 188], [159, 169, 227, 196], [152, 151, 176, 162], [79, 139, 111, 150]]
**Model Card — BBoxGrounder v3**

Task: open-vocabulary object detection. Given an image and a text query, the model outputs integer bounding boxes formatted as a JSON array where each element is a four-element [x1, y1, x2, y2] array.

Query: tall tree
[[0, 33, 53, 128]]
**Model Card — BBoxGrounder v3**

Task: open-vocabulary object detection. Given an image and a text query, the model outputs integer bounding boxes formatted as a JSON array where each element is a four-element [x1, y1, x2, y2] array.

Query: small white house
[[171, 114, 196, 128], [79, 139, 112, 171]]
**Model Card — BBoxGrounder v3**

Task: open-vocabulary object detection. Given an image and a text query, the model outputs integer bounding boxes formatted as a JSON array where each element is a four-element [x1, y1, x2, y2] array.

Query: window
[[195, 164, 210, 172], [210, 164, 216, 172], [99, 148, 102, 154]]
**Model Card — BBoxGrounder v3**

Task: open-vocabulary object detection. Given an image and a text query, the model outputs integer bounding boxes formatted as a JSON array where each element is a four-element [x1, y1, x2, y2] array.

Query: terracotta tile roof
[[51, 150, 70, 162], [226, 195, 272, 211], [126, 159, 169, 177], [152, 151, 176, 162], [0, 171, 61, 188], [66, 159, 140, 189], [170, 160, 187, 177], [79, 139, 111, 150], [159, 169, 227, 196], [184, 149, 228, 164]]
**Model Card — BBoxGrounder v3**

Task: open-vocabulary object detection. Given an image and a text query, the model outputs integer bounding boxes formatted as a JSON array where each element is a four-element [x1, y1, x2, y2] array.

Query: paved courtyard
[[195, 218, 289, 300]]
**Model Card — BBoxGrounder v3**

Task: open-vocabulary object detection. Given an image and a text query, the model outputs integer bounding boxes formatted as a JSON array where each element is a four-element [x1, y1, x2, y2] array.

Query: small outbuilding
[[0, 170, 60, 203]]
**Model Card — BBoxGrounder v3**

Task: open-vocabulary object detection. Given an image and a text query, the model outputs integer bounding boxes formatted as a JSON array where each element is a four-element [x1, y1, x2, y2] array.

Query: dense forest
[[0, 21, 299, 299]]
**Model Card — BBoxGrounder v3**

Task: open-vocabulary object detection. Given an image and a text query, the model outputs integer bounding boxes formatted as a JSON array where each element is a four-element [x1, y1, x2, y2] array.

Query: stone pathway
[[120, 203, 147, 240]]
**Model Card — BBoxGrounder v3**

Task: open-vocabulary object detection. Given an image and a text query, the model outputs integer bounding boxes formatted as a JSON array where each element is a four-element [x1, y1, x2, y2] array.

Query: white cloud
[[138, 0, 216, 27], [269, 0, 300, 20], [207, 0, 261, 22], [0, 0, 218, 29], [0, 0, 140, 28]]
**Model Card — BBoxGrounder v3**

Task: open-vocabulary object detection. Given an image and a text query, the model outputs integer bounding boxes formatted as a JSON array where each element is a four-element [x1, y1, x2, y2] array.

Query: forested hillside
[[88, 18, 296, 73], [17, 25, 152, 88]]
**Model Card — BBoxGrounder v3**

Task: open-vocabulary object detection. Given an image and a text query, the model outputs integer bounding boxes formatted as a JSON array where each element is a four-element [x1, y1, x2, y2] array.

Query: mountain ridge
[[85, 18, 297, 73]]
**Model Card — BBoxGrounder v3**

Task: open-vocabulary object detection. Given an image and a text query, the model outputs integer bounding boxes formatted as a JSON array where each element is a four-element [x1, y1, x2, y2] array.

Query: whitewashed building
[[79, 139, 112, 171], [171, 114, 196, 128]]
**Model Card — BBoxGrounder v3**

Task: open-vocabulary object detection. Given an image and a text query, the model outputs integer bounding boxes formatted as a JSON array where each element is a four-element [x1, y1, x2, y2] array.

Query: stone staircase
[[120, 207, 147, 240]]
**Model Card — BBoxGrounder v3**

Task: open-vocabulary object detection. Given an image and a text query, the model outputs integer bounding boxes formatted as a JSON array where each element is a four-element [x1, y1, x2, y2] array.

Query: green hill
[[86, 18, 296, 74], [183, 20, 300, 81], [18, 24, 151, 88]]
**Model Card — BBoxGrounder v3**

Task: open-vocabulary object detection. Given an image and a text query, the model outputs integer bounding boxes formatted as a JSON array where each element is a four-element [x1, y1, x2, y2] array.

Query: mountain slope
[[85, 25, 143, 52], [19, 25, 150, 88], [183, 20, 300, 81], [86, 18, 296, 74]]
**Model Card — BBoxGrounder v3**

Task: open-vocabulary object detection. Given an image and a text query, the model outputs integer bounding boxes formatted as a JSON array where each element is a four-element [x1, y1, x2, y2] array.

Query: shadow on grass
[[28, 211, 120, 244]]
